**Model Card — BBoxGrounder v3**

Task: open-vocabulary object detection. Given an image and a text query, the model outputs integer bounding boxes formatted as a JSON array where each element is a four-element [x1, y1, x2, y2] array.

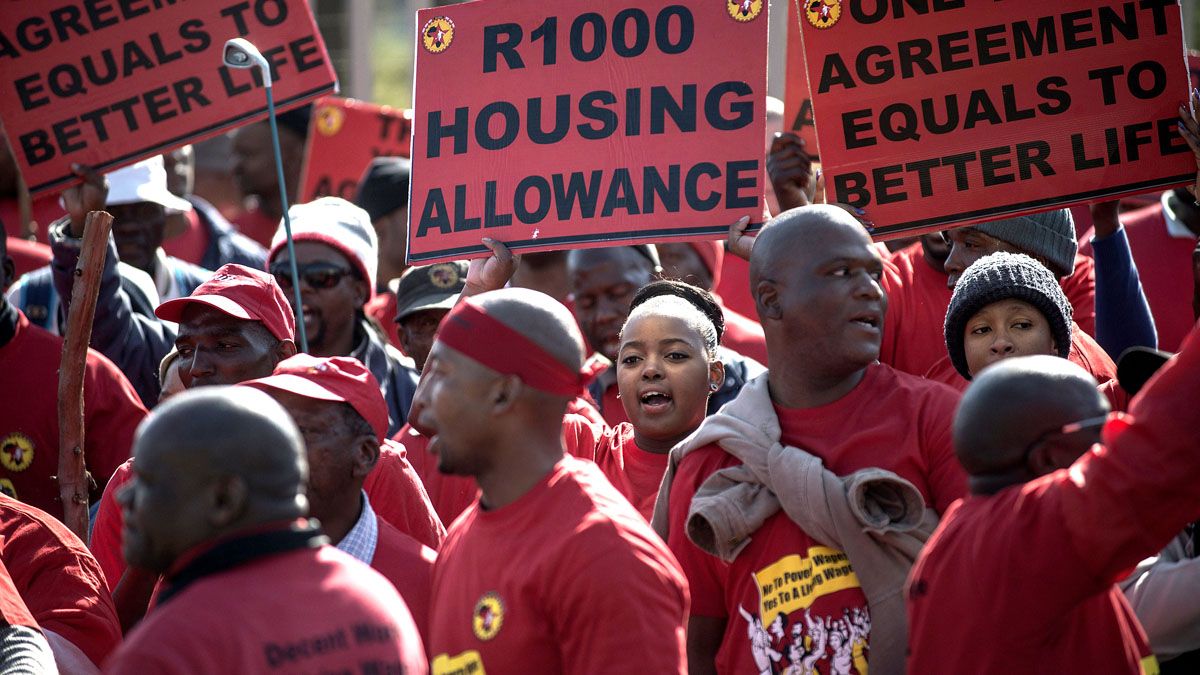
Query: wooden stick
[[57, 210, 113, 539]]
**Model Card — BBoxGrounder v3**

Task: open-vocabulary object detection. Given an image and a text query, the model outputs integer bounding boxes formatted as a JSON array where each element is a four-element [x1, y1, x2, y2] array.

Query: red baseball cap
[[155, 264, 296, 342], [241, 354, 388, 440]]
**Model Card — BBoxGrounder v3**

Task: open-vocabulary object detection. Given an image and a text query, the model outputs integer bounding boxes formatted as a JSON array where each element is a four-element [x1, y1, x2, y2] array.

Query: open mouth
[[850, 313, 880, 330], [639, 390, 674, 413]]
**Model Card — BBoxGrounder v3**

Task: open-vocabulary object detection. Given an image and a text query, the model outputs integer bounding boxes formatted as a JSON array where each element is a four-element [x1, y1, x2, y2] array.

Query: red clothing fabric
[[1081, 205, 1198, 352], [6, 237, 51, 279], [429, 457, 688, 674], [566, 394, 606, 431], [906, 326, 1200, 674], [232, 206, 278, 249], [0, 556, 37, 629], [105, 544, 427, 674], [590, 423, 670, 521], [668, 363, 965, 674], [161, 209, 210, 266], [395, 424, 478, 528], [91, 439, 444, 591], [0, 310, 146, 514], [0, 196, 64, 243], [721, 303, 768, 365], [0, 494, 120, 667], [715, 252, 756, 320], [882, 245, 1098, 377], [365, 291, 403, 351], [600, 382, 630, 427], [364, 439, 446, 550], [880, 243, 954, 377], [372, 518, 436, 648], [923, 320, 1118, 392]]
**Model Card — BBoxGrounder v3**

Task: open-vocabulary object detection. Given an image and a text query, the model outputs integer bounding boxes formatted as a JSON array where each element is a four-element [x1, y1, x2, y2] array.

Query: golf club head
[[222, 38, 272, 87]]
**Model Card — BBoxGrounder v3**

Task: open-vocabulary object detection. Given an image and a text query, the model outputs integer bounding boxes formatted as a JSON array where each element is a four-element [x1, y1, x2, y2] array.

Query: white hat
[[268, 197, 379, 300], [104, 156, 193, 213]]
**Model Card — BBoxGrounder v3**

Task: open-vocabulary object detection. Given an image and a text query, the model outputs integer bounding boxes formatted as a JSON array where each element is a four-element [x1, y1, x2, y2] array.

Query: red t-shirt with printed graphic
[[667, 363, 965, 674], [428, 457, 688, 675], [0, 310, 146, 514]]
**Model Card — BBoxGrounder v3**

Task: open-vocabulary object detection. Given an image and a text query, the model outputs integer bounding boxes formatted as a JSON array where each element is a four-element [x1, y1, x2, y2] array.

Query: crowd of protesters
[[2, 35, 1200, 675]]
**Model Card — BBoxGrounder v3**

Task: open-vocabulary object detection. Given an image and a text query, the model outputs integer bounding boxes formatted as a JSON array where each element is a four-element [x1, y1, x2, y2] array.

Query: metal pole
[[265, 84, 309, 353]]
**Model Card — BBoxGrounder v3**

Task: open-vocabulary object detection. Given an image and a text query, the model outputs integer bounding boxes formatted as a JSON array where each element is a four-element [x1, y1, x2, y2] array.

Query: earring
[[616, 393, 621, 399], [709, 382, 719, 392]]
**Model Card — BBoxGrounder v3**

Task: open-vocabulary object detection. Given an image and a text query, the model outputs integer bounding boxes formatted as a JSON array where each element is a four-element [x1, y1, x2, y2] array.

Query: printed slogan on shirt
[[797, 0, 1194, 240], [753, 546, 861, 619], [408, 0, 769, 264]]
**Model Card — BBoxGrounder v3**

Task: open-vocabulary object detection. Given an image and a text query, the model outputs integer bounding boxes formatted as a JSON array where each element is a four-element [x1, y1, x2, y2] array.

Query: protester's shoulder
[[376, 518, 437, 570], [0, 494, 92, 561], [675, 439, 739, 481]]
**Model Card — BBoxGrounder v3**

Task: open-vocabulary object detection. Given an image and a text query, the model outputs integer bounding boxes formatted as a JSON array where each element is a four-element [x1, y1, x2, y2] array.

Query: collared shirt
[[335, 491, 379, 566], [1160, 191, 1199, 240]]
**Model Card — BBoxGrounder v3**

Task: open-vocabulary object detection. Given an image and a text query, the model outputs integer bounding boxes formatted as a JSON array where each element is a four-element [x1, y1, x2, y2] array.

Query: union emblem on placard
[[422, 17, 456, 54], [805, 0, 843, 29]]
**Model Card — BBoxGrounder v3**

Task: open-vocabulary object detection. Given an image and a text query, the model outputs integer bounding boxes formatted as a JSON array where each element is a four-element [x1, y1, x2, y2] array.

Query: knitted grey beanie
[[973, 208, 1077, 278], [944, 252, 1073, 380]]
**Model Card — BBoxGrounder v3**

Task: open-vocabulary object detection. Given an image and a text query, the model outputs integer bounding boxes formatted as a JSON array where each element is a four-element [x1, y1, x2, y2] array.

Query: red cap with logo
[[155, 264, 296, 342], [241, 354, 388, 439]]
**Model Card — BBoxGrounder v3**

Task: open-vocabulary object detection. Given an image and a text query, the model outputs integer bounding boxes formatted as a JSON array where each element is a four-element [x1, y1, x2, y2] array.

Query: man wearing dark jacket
[[266, 197, 418, 435]]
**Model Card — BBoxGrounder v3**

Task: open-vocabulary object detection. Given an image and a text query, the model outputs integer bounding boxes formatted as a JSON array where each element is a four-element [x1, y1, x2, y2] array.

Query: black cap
[[356, 157, 411, 222], [1116, 346, 1172, 396], [394, 261, 468, 322]]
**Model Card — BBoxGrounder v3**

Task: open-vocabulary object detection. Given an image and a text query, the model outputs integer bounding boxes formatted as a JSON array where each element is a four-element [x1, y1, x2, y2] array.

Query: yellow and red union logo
[[314, 105, 346, 137], [805, 0, 843, 29], [472, 592, 504, 641], [0, 433, 33, 473], [422, 17, 456, 54], [727, 0, 763, 22]]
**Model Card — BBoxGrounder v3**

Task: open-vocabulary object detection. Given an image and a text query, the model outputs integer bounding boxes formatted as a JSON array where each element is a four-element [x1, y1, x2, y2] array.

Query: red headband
[[436, 298, 587, 397]]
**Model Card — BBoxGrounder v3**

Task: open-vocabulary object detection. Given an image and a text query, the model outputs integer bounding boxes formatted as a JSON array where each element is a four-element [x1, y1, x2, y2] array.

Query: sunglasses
[[270, 262, 354, 290]]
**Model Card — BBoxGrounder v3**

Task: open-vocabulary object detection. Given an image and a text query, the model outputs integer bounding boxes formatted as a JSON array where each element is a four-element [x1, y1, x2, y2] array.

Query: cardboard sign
[[783, 0, 820, 160], [0, 0, 338, 196], [798, 0, 1193, 239], [299, 97, 412, 202], [408, 0, 769, 264]]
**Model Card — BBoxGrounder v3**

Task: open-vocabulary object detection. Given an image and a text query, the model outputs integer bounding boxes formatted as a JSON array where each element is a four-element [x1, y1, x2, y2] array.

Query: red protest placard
[[798, 1, 1193, 239], [0, 0, 337, 197], [783, 0, 819, 160], [299, 97, 412, 202], [408, 0, 769, 264]]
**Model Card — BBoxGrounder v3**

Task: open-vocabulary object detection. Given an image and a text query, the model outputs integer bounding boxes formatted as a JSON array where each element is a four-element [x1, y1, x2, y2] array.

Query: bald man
[[106, 387, 426, 674], [662, 206, 965, 674], [421, 288, 688, 674], [907, 326, 1200, 673]]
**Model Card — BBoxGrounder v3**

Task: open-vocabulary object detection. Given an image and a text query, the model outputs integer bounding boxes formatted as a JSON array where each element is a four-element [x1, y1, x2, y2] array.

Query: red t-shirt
[[906, 327, 1200, 674], [364, 439, 445, 550], [923, 320, 1118, 392], [5, 236, 51, 279], [161, 209, 210, 267], [397, 414, 606, 527], [599, 382, 630, 427], [721, 304, 769, 366], [590, 423, 670, 521], [0, 494, 120, 667], [0, 310, 146, 514], [91, 439, 445, 591], [372, 517, 436, 648], [715, 253, 756, 321], [365, 291, 404, 352], [667, 363, 965, 674], [105, 544, 428, 674], [0, 555, 37, 629], [1080, 205, 1198, 352], [1062, 253, 1098, 338], [429, 456, 688, 674]]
